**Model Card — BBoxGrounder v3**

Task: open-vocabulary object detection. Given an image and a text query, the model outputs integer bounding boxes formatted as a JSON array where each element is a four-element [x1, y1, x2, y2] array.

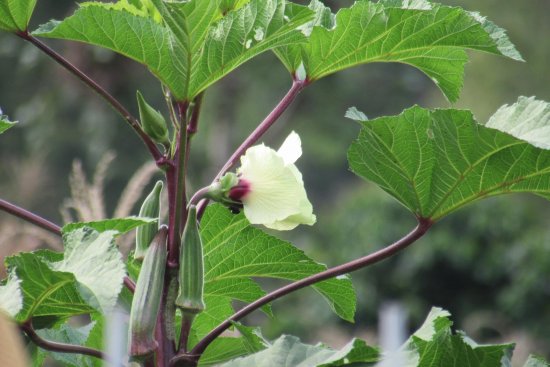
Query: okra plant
[[0, 0, 549, 366]]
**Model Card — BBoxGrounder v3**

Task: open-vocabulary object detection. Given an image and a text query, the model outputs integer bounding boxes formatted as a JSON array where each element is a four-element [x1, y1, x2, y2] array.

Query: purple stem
[[188, 218, 433, 359], [0, 198, 61, 235], [21, 321, 104, 360], [196, 79, 307, 217], [17, 31, 163, 162]]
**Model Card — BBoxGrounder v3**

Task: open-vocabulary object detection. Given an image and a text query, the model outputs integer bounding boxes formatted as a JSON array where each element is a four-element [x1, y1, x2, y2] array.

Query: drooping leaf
[[0, 271, 23, 317], [198, 204, 356, 331], [276, 0, 522, 102], [5, 252, 95, 322], [54, 228, 126, 313], [62, 216, 157, 235], [34, 0, 313, 100], [348, 97, 550, 221], [0, 0, 37, 32], [396, 307, 515, 367], [0, 113, 17, 134], [219, 335, 379, 367]]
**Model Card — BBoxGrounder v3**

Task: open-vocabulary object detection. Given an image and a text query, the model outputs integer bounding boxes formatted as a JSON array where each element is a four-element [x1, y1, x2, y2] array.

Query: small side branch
[[0, 198, 61, 235], [189, 218, 433, 358], [17, 32, 163, 162], [21, 321, 105, 360]]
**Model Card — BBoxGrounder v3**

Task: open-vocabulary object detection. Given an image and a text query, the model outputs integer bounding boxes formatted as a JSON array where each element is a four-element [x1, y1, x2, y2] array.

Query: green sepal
[[137, 91, 170, 145], [134, 181, 163, 260], [128, 227, 168, 358], [176, 207, 205, 314]]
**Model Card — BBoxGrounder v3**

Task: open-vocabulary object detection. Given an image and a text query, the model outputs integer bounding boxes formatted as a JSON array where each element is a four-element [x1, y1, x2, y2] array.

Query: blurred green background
[[0, 0, 549, 364]]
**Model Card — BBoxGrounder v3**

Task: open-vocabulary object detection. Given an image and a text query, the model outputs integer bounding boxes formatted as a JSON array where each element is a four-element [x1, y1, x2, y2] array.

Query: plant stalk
[[21, 321, 104, 360], [189, 218, 432, 359], [0, 198, 61, 235], [17, 32, 163, 162]]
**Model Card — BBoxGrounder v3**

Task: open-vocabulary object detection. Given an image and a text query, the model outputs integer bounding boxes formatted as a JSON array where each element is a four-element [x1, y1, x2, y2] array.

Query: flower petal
[[277, 131, 302, 165]]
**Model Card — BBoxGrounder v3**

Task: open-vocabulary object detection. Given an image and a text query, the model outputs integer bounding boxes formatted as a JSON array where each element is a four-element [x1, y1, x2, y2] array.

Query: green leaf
[[276, 0, 522, 102], [55, 228, 126, 313], [33, 3, 187, 98], [398, 307, 514, 367], [523, 355, 550, 367], [5, 252, 95, 322], [35, 0, 312, 100], [0, 113, 17, 134], [62, 216, 157, 235], [0, 0, 37, 32], [348, 97, 550, 221], [219, 335, 379, 367], [197, 323, 268, 366], [0, 270, 23, 317], [199, 204, 356, 329]]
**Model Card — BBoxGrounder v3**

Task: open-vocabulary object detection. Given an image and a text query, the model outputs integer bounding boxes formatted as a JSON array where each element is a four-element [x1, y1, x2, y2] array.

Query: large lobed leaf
[[220, 335, 379, 367], [194, 204, 356, 339], [400, 307, 514, 367], [3, 227, 125, 322], [348, 97, 550, 221], [275, 0, 522, 102], [0, 0, 37, 32], [34, 0, 313, 100]]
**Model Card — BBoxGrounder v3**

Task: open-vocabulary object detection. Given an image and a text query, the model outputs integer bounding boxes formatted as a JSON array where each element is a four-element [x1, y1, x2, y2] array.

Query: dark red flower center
[[228, 179, 251, 201]]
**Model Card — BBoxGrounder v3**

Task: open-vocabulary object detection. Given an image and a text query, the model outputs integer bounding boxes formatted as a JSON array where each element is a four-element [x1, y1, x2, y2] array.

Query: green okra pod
[[128, 226, 168, 358], [176, 206, 205, 314], [135, 180, 163, 260], [137, 90, 170, 145]]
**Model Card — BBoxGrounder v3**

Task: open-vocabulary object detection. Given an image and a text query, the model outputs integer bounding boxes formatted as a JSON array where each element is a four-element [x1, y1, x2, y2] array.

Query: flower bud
[[137, 91, 169, 145], [175, 207, 205, 314], [135, 181, 163, 261], [128, 227, 168, 358]]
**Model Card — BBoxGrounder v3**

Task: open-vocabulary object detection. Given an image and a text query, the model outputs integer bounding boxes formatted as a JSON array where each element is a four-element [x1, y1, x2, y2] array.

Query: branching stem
[[17, 31, 163, 162], [21, 321, 105, 360], [189, 218, 432, 359]]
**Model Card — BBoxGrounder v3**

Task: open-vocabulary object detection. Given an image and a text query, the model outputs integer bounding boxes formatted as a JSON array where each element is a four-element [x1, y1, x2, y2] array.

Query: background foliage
[[0, 0, 549, 365]]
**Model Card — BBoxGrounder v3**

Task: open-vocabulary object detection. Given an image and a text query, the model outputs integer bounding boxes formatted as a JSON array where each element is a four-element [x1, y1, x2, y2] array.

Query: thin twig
[[16, 31, 163, 162], [187, 218, 433, 359], [0, 198, 61, 235], [196, 79, 307, 217], [21, 321, 105, 360]]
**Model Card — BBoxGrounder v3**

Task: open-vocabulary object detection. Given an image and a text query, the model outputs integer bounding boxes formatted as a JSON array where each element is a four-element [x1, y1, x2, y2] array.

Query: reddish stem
[[188, 218, 432, 359], [17, 31, 163, 162], [0, 198, 61, 235], [21, 321, 104, 360]]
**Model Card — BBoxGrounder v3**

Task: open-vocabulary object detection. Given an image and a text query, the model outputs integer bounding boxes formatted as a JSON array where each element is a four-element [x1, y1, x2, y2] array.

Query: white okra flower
[[221, 131, 316, 230]]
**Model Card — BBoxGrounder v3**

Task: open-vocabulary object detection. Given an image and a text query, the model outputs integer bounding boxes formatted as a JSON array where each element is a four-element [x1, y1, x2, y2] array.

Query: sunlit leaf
[[348, 97, 550, 221], [0, 113, 17, 134], [0, 271, 23, 317], [34, 0, 313, 100], [276, 0, 522, 102]]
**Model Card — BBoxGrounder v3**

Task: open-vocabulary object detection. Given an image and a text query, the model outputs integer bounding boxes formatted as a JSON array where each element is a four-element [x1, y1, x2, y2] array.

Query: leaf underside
[[275, 0, 522, 102], [348, 97, 550, 221]]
